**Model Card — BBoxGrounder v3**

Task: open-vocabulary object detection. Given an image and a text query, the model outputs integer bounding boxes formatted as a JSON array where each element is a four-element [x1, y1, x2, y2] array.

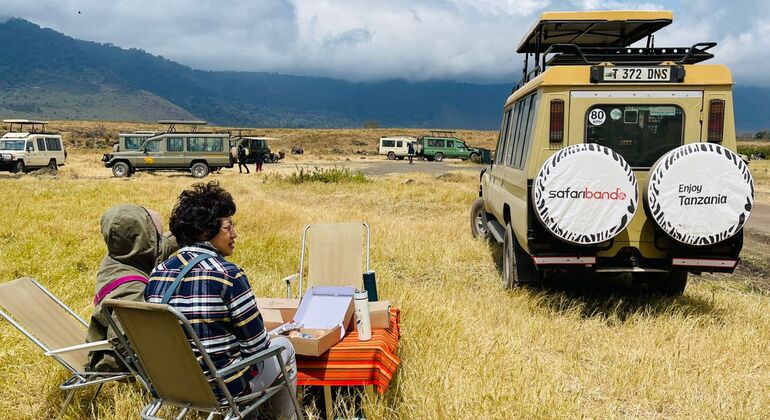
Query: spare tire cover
[[532, 144, 639, 245], [647, 143, 754, 246]]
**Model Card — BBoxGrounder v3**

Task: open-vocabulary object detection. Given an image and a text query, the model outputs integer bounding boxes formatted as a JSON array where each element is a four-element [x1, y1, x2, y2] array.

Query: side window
[[167, 137, 184, 152], [382, 140, 395, 148], [144, 140, 161, 152], [396, 141, 402, 147], [37, 138, 46, 151], [125, 137, 143, 150], [513, 95, 533, 168], [187, 137, 204, 152], [26, 140, 34, 151], [45, 138, 61, 151], [516, 94, 539, 169], [496, 109, 512, 164], [210, 137, 224, 152], [505, 101, 522, 166], [446, 140, 454, 148]]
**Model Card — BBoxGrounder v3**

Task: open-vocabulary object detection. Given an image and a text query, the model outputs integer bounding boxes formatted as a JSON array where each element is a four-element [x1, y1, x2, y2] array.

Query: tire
[[434, 152, 444, 162], [503, 223, 541, 289], [47, 159, 58, 173], [12, 160, 25, 174], [636, 271, 688, 296], [470, 153, 480, 163], [112, 162, 130, 178], [191, 162, 210, 178], [470, 198, 491, 240], [387, 152, 396, 160]]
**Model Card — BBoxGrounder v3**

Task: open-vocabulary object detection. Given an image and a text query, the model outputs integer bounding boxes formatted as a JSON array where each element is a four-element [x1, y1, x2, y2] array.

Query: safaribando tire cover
[[647, 143, 754, 246], [532, 144, 639, 245]]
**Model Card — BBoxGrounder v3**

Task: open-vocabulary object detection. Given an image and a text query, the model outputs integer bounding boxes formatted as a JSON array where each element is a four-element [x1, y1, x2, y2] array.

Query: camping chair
[[0, 277, 133, 416], [102, 299, 304, 420], [283, 222, 371, 299]]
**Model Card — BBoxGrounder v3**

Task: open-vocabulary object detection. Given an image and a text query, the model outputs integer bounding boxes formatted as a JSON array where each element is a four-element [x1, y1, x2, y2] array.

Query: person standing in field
[[407, 142, 415, 164], [145, 182, 298, 418], [85, 205, 178, 372], [255, 149, 264, 172], [237, 143, 250, 174]]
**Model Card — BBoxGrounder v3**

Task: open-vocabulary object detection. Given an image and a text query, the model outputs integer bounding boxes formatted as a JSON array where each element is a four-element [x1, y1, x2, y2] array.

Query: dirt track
[[745, 203, 770, 235]]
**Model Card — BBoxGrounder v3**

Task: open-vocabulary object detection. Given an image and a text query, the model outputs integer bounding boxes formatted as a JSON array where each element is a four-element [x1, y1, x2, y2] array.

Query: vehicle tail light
[[707, 99, 725, 143], [550, 99, 564, 143]]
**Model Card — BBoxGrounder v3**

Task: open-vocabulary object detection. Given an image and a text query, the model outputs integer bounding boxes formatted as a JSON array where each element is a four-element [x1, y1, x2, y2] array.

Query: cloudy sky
[[2, 0, 769, 86]]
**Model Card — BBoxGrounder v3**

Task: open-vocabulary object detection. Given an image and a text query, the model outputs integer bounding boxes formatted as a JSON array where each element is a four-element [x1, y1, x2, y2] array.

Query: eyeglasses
[[220, 221, 236, 234]]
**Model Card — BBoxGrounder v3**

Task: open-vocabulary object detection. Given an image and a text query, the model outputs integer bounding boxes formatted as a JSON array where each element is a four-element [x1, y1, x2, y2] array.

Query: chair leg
[[58, 389, 76, 419], [323, 386, 333, 420], [89, 383, 104, 411], [277, 356, 304, 420]]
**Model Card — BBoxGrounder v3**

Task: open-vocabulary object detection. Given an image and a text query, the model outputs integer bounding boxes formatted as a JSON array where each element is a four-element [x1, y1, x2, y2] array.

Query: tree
[[362, 120, 379, 129]]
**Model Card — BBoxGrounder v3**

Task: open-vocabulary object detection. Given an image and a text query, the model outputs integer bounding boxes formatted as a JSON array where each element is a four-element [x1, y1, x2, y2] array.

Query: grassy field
[[0, 145, 769, 418]]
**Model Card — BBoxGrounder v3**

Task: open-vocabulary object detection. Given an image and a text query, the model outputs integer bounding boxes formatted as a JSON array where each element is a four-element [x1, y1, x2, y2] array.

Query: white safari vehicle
[[471, 11, 754, 295], [378, 136, 416, 160], [0, 119, 66, 173]]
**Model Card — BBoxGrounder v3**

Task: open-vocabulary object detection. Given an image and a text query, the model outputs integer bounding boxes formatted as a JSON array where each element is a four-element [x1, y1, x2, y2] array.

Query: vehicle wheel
[[636, 271, 688, 296], [387, 152, 396, 160], [434, 152, 444, 162], [47, 159, 58, 173], [112, 162, 130, 178], [12, 160, 25, 174], [470, 153, 480, 163], [398, 156, 405, 160], [503, 223, 540, 289], [191, 162, 210, 178], [470, 198, 491, 240]]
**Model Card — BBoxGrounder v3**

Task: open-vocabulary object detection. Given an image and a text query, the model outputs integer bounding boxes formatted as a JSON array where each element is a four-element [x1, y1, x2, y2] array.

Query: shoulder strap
[[160, 254, 211, 304]]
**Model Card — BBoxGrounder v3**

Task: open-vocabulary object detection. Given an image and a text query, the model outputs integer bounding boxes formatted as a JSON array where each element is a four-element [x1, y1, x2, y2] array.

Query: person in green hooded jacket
[[85, 204, 178, 372]]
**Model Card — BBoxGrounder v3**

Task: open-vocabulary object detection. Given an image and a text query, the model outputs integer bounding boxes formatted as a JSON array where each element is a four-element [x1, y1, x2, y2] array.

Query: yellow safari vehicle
[[471, 11, 754, 295]]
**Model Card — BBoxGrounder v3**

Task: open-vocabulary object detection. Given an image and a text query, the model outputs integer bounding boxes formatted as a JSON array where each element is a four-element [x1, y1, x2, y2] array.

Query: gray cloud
[[1, 0, 769, 86]]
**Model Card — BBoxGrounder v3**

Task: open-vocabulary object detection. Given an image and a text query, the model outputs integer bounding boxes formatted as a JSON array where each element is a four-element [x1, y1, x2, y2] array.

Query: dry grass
[[0, 149, 769, 419]]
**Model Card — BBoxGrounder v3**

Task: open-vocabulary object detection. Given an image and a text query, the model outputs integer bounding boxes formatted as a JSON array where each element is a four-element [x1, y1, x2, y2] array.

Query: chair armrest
[[215, 346, 283, 379], [45, 340, 112, 356], [283, 273, 299, 299]]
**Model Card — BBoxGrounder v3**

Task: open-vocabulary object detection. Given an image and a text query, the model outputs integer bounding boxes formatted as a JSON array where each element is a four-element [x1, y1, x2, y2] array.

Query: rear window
[[585, 104, 684, 168], [45, 138, 62, 151]]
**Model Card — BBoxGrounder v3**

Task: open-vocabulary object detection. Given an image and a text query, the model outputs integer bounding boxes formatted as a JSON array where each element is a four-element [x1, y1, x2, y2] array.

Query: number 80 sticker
[[589, 109, 606, 126]]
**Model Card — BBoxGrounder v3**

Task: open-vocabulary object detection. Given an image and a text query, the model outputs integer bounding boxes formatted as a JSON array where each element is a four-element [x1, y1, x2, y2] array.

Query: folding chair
[[283, 222, 371, 298], [102, 298, 304, 420], [0, 277, 133, 416]]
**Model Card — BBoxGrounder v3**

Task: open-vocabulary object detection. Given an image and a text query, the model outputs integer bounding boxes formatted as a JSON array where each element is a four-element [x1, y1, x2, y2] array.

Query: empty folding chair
[[0, 277, 133, 416]]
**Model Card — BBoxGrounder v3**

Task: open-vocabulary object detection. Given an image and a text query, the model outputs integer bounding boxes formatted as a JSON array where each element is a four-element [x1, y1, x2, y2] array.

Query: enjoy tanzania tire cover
[[532, 144, 638, 245], [647, 143, 754, 246]]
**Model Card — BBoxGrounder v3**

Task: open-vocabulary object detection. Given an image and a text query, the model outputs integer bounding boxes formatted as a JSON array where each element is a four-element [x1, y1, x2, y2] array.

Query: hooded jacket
[[85, 205, 178, 370]]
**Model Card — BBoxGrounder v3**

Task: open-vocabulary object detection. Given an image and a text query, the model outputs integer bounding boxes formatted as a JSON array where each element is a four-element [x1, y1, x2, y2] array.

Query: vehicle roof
[[3, 119, 49, 124], [1, 132, 60, 139], [508, 63, 733, 104], [119, 131, 159, 136], [241, 136, 279, 140], [517, 10, 673, 53]]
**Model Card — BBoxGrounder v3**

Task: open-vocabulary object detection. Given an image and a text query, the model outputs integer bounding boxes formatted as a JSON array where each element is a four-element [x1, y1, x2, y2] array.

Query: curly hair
[[170, 181, 236, 246]]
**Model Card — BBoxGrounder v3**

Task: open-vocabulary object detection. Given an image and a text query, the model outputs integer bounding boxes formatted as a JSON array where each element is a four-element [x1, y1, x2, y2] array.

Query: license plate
[[601, 66, 673, 82]]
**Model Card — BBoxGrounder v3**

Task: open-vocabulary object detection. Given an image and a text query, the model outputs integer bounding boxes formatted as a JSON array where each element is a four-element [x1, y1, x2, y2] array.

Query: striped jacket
[[145, 243, 269, 400]]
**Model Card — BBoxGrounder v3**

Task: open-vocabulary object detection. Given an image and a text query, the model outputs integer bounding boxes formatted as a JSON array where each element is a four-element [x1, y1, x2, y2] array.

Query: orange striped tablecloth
[[296, 308, 401, 393]]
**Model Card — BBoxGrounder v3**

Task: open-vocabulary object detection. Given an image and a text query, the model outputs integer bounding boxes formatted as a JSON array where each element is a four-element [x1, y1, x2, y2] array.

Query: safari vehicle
[[470, 10, 754, 295], [378, 136, 415, 160], [0, 119, 66, 173], [231, 131, 284, 163], [416, 130, 481, 162], [102, 120, 232, 178]]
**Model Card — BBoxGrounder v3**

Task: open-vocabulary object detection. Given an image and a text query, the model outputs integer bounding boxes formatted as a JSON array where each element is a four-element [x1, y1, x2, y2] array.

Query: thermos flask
[[354, 289, 372, 341], [363, 270, 378, 301]]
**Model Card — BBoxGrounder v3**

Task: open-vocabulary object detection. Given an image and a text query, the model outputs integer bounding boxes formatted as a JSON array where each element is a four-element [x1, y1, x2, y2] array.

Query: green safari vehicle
[[416, 130, 481, 162]]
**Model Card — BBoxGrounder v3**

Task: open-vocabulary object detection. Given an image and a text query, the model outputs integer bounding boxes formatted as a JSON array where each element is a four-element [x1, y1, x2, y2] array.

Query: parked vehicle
[[416, 130, 480, 162], [102, 120, 232, 178], [231, 134, 284, 163], [0, 119, 66, 173], [471, 10, 754, 295], [378, 136, 416, 160]]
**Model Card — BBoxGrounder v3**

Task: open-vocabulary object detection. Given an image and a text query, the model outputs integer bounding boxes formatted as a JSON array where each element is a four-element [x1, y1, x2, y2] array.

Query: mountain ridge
[[0, 18, 766, 131]]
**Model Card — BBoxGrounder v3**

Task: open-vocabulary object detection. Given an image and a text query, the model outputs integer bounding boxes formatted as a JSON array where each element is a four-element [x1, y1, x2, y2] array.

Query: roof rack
[[3, 119, 49, 133], [542, 42, 716, 67], [428, 130, 457, 137], [157, 120, 207, 133]]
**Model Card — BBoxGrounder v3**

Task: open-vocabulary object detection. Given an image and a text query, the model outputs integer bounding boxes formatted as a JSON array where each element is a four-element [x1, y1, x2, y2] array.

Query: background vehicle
[[416, 130, 480, 162], [471, 10, 753, 295], [378, 136, 415, 160], [103, 120, 232, 178], [0, 119, 66, 173], [231, 132, 284, 163]]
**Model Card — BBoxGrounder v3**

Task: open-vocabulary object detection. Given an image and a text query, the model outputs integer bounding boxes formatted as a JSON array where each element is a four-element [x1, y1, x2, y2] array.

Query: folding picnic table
[[296, 308, 401, 417]]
